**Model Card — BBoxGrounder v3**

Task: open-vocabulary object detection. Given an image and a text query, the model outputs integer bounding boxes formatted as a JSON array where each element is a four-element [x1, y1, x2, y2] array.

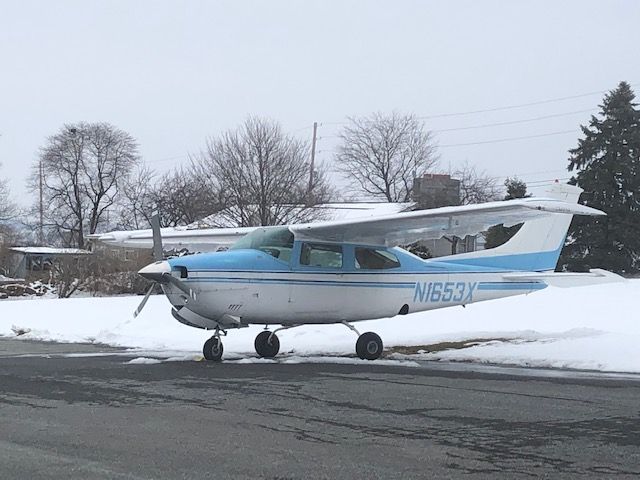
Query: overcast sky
[[2, 0, 639, 205]]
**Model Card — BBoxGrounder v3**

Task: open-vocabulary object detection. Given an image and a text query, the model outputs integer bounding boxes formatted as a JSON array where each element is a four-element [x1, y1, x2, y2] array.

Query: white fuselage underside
[[163, 270, 544, 329]]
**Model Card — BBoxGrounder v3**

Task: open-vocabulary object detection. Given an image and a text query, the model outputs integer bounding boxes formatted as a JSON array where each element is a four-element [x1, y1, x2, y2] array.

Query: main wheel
[[356, 332, 383, 360], [254, 331, 280, 358], [203, 336, 224, 362]]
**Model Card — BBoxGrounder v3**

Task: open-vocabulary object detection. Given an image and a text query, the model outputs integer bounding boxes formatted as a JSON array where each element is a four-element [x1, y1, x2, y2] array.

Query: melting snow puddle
[[122, 352, 420, 367]]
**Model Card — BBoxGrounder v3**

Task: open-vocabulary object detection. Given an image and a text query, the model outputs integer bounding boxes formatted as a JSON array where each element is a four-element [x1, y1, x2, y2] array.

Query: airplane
[[133, 183, 622, 362]]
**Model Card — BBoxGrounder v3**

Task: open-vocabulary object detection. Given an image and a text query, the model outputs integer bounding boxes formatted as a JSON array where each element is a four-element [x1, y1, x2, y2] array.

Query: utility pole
[[308, 121, 318, 201], [39, 158, 44, 245]]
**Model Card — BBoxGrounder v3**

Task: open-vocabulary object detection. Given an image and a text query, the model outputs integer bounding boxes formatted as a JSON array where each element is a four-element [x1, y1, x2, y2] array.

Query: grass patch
[[388, 338, 510, 355]]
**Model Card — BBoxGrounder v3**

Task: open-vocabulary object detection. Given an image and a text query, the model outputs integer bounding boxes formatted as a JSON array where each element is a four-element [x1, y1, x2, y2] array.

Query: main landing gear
[[201, 323, 384, 362], [342, 321, 384, 360], [254, 330, 280, 358], [200, 326, 285, 361]]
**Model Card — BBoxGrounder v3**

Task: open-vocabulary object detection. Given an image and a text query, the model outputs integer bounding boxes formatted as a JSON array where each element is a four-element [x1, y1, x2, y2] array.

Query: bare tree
[[0, 224, 22, 277], [0, 163, 17, 223], [115, 164, 156, 230], [454, 161, 500, 205], [195, 117, 333, 227], [335, 112, 438, 202], [32, 123, 139, 248], [151, 166, 225, 227]]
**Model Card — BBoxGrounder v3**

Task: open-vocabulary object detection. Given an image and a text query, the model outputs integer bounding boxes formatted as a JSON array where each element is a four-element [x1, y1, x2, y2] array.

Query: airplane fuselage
[[159, 243, 547, 329]]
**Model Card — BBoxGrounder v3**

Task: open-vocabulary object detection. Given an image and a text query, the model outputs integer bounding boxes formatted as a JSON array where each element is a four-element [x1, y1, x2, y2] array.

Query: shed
[[8, 247, 92, 280]]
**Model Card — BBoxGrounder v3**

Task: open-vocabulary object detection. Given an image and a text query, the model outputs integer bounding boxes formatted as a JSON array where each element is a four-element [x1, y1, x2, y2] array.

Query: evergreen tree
[[560, 81, 640, 274], [484, 177, 529, 249]]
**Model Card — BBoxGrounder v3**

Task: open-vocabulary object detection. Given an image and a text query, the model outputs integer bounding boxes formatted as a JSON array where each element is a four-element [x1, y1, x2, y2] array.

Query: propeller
[[133, 285, 154, 318], [133, 212, 196, 318]]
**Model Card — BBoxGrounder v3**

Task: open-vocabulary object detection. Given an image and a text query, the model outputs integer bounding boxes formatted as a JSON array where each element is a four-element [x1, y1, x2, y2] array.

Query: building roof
[[0, 274, 25, 284], [10, 247, 92, 255]]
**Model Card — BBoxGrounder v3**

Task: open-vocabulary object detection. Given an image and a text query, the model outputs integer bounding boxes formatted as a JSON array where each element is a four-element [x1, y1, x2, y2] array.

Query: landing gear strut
[[341, 321, 384, 360], [254, 330, 280, 358], [203, 328, 224, 361]]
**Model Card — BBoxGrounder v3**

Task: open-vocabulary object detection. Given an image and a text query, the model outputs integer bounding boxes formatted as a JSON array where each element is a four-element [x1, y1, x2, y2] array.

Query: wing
[[88, 226, 256, 252], [290, 197, 605, 247]]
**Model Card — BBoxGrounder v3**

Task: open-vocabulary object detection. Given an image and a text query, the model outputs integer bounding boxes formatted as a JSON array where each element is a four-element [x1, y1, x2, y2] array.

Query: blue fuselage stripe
[[477, 282, 547, 291], [186, 277, 416, 288], [183, 276, 545, 291]]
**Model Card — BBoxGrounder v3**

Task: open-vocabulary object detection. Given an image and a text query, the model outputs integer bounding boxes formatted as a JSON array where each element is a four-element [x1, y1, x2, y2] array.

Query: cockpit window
[[355, 247, 401, 270], [230, 227, 294, 261]]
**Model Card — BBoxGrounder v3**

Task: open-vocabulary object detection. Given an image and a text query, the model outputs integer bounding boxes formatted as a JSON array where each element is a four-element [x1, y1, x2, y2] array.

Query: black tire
[[356, 332, 383, 360], [254, 331, 280, 358], [203, 336, 224, 362]]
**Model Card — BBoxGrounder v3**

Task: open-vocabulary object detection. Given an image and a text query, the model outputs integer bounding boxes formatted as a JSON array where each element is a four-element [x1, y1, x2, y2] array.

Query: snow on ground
[[127, 357, 163, 365], [0, 280, 638, 372]]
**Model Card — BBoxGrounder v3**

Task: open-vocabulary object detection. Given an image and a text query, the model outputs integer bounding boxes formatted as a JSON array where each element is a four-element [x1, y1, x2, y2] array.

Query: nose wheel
[[203, 335, 224, 362]]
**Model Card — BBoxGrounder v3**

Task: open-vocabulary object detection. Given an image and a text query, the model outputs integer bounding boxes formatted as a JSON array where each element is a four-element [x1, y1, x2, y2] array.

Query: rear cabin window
[[300, 243, 343, 268], [355, 248, 401, 270]]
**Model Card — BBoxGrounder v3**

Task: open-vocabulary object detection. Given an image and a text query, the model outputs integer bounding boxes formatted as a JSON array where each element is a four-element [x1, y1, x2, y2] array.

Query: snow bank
[[0, 280, 638, 372]]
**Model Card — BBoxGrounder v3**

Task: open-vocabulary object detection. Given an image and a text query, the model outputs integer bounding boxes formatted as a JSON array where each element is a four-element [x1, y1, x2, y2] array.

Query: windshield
[[230, 227, 294, 262]]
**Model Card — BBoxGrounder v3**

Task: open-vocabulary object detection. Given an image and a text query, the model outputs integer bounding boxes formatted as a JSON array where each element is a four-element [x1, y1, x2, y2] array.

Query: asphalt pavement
[[1, 338, 639, 479]]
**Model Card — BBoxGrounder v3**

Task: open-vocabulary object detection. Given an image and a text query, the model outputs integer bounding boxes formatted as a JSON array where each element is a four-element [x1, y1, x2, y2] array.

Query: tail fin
[[440, 183, 583, 272]]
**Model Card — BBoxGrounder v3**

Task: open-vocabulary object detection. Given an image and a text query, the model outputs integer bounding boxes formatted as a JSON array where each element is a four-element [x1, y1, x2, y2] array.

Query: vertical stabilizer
[[439, 183, 582, 272]]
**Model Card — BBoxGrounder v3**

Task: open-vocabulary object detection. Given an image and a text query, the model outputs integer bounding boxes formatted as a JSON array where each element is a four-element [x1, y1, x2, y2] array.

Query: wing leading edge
[[88, 226, 256, 252], [290, 197, 605, 247]]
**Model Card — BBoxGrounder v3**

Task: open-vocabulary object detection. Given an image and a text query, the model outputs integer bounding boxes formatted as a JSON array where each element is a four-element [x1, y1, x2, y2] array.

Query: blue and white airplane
[[134, 183, 620, 361]]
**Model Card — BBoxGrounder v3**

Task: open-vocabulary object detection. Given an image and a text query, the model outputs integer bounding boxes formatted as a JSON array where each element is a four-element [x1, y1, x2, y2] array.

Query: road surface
[[1, 338, 639, 479]]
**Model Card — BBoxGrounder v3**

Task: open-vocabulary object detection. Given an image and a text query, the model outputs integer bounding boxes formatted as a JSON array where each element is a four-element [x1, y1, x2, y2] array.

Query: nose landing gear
[[203, 328, 224, 361]]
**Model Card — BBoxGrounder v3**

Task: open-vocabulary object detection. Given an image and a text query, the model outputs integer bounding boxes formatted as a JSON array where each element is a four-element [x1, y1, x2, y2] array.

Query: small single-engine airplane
[[133, 183, 621, 361]]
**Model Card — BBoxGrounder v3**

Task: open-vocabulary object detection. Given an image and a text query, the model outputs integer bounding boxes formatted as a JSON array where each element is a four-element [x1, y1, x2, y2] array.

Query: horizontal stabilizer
[[502, 269, 625, 288]]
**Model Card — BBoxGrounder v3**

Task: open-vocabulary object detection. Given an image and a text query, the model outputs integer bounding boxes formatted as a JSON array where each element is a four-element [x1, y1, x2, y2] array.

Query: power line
[[417, 83, 639, 120], [495, 168, 568, 178], [318, 128, 576, 154], [526, 177, 572, 185], [431, 109, 595, 133], [147, 154, 191, 164], [313, 82, 638, 128], [438, 129, 577, 148]]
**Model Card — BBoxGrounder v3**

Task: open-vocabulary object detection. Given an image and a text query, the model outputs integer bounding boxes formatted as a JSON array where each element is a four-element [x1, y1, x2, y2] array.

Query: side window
[[355, 248, 401, 270], [300, 243, 343, 268]]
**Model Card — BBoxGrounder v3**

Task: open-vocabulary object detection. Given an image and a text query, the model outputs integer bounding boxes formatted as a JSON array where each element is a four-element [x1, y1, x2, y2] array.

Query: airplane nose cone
[[138, 260, 171, 282]]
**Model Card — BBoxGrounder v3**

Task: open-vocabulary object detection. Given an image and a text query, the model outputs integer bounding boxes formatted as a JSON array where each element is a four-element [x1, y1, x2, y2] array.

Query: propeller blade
[[134, 284, 155, 318], [162, 272, 197, 301], [151, 212, 163, 262]]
